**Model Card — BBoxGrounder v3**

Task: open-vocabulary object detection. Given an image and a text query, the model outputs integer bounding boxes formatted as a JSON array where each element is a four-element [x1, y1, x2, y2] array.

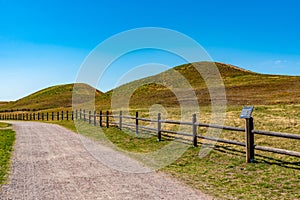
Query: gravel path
[[0, 121, 214, 200]]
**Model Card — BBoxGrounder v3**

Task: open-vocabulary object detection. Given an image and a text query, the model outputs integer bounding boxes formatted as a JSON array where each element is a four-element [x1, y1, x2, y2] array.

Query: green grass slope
[[0, 83, 103, 112], [0, 102, 8, 107], [100, 62, 300, 110], [2, 62, 299, 112]]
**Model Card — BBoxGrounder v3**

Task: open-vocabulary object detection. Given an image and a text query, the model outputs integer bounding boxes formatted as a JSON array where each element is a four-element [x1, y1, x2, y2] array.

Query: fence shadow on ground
[[213, 144, 300, 170]]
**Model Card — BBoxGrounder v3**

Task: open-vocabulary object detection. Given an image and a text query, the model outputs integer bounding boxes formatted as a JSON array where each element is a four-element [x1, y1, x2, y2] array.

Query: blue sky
[[0, 0, 300, 100]]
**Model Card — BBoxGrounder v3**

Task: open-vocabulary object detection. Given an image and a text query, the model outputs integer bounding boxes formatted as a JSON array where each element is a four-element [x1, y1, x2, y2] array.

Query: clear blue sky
[[1, 0, 300, 101]]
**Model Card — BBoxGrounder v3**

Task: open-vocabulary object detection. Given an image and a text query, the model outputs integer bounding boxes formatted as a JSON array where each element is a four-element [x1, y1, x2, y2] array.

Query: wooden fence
[[0, 109, 299, 163]]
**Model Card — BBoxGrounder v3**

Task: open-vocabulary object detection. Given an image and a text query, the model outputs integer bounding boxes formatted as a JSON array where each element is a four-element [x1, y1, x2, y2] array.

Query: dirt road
[[0, 121, 213, 199]]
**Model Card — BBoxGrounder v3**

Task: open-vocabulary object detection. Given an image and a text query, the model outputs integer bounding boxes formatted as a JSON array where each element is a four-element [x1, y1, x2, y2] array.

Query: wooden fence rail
[[0, 109, 299, 163]]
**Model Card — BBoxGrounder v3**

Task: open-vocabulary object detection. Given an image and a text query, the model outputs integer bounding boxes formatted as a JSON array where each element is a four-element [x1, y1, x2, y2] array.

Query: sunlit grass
[[0, 122, 11, 128], [0, 124, 15, 186]]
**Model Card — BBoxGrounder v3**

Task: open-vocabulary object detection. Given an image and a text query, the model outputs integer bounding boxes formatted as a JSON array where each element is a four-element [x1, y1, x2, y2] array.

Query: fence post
[[52, 112, 54, 120], [80, 109, 82, 120], [42, 113, 44, 121], [75, 110, 78, 120], [89, 111, 91, 124], [72, 111, 74, 121], [67, 111, 69, 120], [192, 114, 198, 147], [106, 111, 109, 128], [135, 112, 139, 136], [245, 117, 254, 163], [38, 113, 40, 120], [99, 111, 102, 127], [119, 111, 122, 130], [30, 113, 32, 120], [94, 111, 96, 126], [22, 113, 25, 120], [157, 113, 162, 141], [46, 113, 49, 121], [33, 113, 35, 120], [57, 112, 59, 120], [84, 110, 86, 122], [62, 111, 64, 120]]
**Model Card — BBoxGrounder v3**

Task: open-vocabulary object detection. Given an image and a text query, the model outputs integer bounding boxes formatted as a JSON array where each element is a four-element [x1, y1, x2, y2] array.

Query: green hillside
[[0, 102, 8, 107], [101, 62, 300, 110], [0, 83, 103, 112], [1, 62, 300, 112]]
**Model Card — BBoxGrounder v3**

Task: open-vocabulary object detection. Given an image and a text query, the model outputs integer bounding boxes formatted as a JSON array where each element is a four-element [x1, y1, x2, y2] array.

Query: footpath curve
[[0, 121, 214, 200]]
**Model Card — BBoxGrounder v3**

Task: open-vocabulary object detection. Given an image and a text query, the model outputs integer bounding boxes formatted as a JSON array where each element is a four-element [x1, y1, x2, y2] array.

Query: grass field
[[1, 62, 299, 198], [0, 122, 15, 186]]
